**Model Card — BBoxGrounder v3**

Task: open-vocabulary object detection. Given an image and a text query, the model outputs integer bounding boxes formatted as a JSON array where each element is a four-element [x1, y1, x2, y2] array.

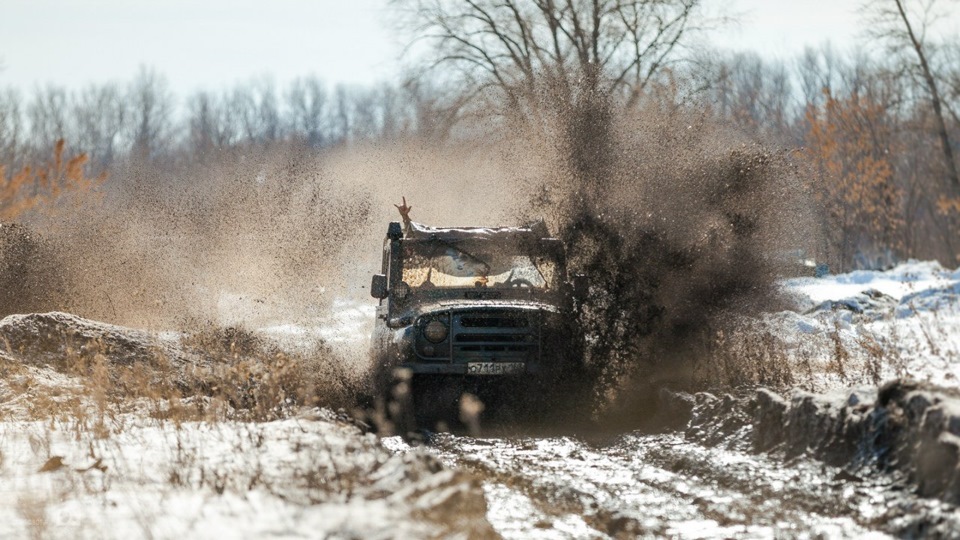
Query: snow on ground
[[0, 411, 491, 539], [2, 261, 959, 538], [0, 308, 490, 539], [785, 260, 960, 307], [773, 260, 960, 390]]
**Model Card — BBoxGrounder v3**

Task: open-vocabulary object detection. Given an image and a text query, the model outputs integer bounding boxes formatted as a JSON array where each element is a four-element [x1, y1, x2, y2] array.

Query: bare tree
[[72, 83, 127, 169], [127, 66, 175, 161], [0, 89, 23, 169], [796, 45, 845, 109], [936, 41, 960, 141], [285, 76, 330, 147], [703, 52, 794, 140], [26, 84, 69, 151], [350, 86, 386, 141], [232, 77, 282, 145], [331, 84, 352, 144], [393, 0, 717, 123], [187, 90, 237, 156], [399, 76, 471, 140], [866, 0, 959, 191]]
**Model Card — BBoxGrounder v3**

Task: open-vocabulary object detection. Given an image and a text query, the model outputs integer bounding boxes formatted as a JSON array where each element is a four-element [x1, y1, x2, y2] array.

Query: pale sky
[[0, 0, 956, 95], [0, 0, 401, 95]]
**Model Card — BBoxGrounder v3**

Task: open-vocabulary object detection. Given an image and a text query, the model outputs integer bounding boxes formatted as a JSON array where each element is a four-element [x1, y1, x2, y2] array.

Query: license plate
[[467, 362, 525, 375]]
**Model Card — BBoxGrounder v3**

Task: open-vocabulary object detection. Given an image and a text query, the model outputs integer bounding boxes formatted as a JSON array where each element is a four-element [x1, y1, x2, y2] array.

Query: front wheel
[[372, 366, 418, 439]]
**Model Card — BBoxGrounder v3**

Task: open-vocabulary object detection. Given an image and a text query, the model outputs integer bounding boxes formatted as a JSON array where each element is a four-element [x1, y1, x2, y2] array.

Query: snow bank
[[770, 261, 960, 390], [784, 260, 960, 305], [683, 381, 960, 509]]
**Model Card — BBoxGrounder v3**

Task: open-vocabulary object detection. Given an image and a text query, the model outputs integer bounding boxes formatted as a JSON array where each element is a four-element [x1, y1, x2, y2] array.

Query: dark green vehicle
[[369, 217, 586, 430]]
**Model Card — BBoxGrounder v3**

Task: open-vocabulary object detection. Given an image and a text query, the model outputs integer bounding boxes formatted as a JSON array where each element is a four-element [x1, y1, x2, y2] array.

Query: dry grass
[[174, 323, 361, 421], [0, 318, 362, 429], [697, 322, 796, 391], [0, 321, 432, 538], [694, 295, 960, 395]]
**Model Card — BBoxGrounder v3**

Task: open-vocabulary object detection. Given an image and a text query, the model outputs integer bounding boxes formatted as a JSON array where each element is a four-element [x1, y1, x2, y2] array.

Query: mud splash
[[513, 90, 817, 420], [0, 223, 68, 317]]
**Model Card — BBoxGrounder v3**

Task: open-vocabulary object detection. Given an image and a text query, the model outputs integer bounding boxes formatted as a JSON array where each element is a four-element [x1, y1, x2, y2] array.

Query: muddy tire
[[370, 362, 418, 439], [411, 375, 464, 432]]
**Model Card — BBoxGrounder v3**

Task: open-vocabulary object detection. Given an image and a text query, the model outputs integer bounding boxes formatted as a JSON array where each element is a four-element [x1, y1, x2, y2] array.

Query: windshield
[[401, 239, 559, 289]]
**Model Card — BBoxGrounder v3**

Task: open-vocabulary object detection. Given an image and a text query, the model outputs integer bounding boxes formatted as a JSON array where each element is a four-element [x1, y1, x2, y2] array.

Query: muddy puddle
[[383, 429, 959, 539]]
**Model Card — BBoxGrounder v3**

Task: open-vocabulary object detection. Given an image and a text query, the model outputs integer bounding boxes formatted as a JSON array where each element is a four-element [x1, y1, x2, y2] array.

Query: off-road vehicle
[[369, 214, 586, 429]]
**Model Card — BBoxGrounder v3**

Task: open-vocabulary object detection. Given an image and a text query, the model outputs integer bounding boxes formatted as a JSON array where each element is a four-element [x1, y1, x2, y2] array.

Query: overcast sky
[[0, 0, 956, 96]]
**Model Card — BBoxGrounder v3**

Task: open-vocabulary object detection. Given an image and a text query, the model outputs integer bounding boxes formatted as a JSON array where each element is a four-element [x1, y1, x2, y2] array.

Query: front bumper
[[402, 361, 536, 375], [394, 307, 554, 375]]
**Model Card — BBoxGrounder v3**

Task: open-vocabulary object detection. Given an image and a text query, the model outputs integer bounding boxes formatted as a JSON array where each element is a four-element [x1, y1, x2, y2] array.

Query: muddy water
[[383, 430, 959, 539]]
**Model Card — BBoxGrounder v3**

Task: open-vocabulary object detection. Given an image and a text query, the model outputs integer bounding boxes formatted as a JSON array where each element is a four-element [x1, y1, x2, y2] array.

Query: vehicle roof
[[404, 220, 554, 242]]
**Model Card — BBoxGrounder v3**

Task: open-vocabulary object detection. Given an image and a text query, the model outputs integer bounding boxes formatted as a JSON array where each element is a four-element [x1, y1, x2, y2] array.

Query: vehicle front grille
[[459, 315, 529, 328], [456, 333, 528, 342], [452, 309, 539, 360]]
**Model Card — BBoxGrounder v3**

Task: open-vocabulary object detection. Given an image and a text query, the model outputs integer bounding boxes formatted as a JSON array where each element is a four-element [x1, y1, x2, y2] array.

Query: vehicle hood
[[407, 299, 562, 319]]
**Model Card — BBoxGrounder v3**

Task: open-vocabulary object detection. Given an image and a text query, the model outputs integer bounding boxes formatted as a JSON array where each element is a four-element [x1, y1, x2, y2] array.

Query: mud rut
[[383, 428, 958, 538]]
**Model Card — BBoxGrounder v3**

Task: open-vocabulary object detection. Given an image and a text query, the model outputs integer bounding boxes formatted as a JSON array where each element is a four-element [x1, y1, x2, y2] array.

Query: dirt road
[[385, 427, 959, 539]]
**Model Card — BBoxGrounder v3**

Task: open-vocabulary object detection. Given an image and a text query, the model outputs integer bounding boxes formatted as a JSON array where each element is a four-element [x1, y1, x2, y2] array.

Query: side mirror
[[572, 274, 589, 304], [370, 274, 388, 299]]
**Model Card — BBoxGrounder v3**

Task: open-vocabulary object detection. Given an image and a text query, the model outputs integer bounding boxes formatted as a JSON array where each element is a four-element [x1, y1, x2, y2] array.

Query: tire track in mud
[[385, 431, 951, 538]]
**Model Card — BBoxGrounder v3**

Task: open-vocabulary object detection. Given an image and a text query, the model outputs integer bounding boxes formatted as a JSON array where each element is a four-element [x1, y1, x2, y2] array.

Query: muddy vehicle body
[[369, 220, 585, 425]]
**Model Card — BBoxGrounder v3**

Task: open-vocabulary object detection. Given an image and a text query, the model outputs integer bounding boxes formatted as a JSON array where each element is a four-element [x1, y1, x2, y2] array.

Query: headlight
[[423, 320, 448, 343], [394, 281, 410, 299]]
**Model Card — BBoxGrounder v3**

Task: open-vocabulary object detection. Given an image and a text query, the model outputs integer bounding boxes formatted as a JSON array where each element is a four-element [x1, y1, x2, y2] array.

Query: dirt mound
[[1, 311, 170, 361], [0, 311, 359, 421], [680, 380, 960, 506]]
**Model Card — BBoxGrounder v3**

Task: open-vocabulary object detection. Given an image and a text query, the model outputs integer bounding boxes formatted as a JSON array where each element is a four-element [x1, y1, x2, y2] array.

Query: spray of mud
[[19, 149, 366, 330], [513, 87, 818, 423], [27, 141, 535, 329], [0, 138, 535, 406]]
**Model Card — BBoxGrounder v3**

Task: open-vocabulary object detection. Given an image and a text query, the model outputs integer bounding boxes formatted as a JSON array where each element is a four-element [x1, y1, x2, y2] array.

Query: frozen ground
[[0, 411, 491, 539], [1, 261, 959, 538]]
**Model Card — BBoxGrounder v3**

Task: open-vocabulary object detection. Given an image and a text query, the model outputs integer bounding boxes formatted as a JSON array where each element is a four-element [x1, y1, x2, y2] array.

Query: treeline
[[3, 2, 960, 269], [0, 67, 461, 174], [700, 46, 960, 269]]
